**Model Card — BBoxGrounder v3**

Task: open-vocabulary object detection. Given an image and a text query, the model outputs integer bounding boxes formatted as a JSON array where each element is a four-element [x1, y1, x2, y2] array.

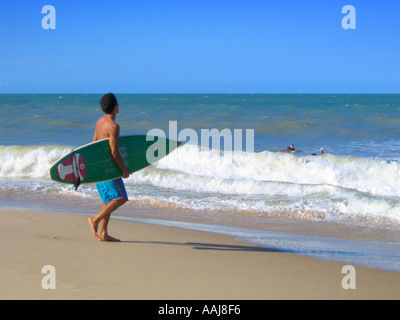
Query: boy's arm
[[109, 123, 131, 178]]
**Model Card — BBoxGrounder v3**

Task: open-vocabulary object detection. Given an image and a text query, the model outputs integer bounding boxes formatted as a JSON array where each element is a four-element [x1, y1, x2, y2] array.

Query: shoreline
[[1, 208, 399, 300], [4, 195, 400, 244], [3, 198, 400, 272]]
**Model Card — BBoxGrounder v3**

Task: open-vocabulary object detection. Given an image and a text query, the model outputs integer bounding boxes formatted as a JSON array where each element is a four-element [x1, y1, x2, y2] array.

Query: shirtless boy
[[88, 93, 132, 241]]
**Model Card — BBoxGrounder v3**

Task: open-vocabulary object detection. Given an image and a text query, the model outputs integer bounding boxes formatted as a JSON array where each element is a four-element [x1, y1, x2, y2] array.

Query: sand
[[1, 208, 399, 300]]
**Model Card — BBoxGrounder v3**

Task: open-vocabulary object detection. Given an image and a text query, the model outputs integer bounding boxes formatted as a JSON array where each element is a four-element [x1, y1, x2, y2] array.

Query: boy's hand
[[122, 169, 131, 179]]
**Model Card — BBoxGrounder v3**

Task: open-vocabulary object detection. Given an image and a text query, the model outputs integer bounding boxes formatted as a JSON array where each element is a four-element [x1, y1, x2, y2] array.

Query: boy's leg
[[98, 199, 127, 241], [88, 198, 127, 241]]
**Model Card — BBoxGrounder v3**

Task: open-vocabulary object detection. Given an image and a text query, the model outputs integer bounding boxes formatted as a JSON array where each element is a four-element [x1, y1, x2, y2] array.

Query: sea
[[1, 93, 400, 272]]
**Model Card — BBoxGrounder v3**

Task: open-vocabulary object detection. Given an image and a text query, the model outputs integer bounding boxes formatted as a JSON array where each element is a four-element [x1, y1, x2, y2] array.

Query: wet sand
[[1, 209, 399, 300]]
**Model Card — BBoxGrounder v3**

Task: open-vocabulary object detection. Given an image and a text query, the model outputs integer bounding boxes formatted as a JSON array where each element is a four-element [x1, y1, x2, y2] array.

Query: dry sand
[[1, 209, 399, 300]]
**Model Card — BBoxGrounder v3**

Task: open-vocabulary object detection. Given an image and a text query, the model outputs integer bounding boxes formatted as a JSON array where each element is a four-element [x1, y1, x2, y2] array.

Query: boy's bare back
[[93, 114, 120, 142]]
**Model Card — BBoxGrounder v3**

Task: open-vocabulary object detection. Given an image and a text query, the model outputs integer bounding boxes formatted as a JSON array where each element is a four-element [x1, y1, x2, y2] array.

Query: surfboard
[[49, 135, 182, 189]]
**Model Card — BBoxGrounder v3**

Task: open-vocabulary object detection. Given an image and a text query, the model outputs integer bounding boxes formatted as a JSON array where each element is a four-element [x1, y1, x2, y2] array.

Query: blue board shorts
[[96, 178, 129, 204]]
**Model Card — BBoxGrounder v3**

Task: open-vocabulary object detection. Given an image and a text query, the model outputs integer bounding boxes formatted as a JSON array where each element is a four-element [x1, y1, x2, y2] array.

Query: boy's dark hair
[[100, 93, 118, 114]]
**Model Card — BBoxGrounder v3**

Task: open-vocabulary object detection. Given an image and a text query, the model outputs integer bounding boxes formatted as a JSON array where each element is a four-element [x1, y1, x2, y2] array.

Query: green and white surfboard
[[49, 135, 182, 189]]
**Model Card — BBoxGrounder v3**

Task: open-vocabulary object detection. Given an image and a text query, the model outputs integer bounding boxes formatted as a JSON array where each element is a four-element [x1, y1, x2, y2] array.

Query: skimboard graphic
[[57, 153, 86, 182], [49, 135, 183, 190]]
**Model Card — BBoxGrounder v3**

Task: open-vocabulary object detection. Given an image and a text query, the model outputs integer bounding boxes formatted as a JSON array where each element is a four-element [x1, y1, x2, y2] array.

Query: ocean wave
[[125, 144, 400, 225], [2, 143, 400, 199], [1, 143, 400, 227], [150, 144, 400, 198], [0, 145, 73, 179]]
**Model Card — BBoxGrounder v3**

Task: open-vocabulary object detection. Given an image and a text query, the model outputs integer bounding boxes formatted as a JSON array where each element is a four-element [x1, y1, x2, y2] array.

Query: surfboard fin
[[71, 153, 81, 191], [74, 178, 81, 191]]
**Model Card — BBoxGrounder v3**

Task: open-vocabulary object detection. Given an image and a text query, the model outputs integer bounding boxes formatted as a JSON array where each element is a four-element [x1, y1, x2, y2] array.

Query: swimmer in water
[[284, 144, 295, 152], [312, 147, 324, 156]]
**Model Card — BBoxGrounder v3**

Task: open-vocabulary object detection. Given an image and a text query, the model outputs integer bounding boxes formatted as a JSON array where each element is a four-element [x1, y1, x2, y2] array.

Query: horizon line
[[1, 92, 399, 95]]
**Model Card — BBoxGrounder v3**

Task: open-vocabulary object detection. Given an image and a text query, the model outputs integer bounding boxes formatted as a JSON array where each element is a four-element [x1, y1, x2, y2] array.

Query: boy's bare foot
[[88, 217, 100, 240], [99, 232, 120, 242]]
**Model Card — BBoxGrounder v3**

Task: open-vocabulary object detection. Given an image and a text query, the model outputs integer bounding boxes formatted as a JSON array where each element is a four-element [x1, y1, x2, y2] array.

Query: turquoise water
[[1, 94, 400, 271], [2, 94, 400, 158]]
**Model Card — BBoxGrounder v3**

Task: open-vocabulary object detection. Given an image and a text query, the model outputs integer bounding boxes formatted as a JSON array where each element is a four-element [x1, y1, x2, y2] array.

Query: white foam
[[125, 144, 400, 225], [1, 143, 400, 227], [0, 145, 72, 179], [153, 144, 400, 196]]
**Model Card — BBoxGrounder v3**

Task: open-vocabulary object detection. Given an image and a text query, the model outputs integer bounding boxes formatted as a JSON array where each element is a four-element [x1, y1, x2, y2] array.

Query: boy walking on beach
[[88, 93, 132, 242]]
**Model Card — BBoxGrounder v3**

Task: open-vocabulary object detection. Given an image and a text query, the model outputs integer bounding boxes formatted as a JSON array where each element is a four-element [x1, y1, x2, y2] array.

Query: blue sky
[[0, 0, 399, 93]]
